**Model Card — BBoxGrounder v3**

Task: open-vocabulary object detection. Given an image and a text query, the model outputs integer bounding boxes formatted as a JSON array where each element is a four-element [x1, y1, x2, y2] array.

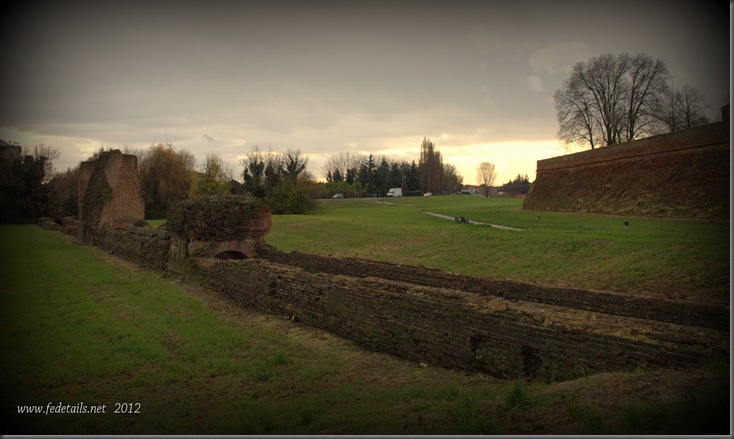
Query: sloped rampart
[[523, 122, 730, 219]]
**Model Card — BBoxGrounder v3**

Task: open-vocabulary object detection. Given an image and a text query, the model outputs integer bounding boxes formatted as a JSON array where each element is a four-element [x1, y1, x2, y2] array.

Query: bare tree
[[555, 72, 598, 148], [657, 84, 709, 133], [322, 151, 364, 182], [623, 54, 670, 141], [555, 53, 670, 149], [476, 162, 496, 198]]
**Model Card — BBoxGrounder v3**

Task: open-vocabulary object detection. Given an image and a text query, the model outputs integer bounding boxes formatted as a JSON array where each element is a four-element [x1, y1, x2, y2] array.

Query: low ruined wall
[[188, 257, 728, 381], [523, 122, 730, 219], [37, 217, 62, 232], [49, 222, 729, 381], [166, 195, 271, 272], [93, 225, 170, 269], [257, 246, 729, 332], [47, 186, 728, 382]]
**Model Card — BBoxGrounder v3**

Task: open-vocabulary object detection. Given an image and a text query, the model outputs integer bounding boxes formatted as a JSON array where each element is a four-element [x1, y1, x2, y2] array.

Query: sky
[[0, 0, 730, 185]]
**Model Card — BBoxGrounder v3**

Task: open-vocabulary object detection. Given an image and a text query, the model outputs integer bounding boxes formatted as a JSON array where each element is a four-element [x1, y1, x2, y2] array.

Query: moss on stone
[[166, 195, 271, 241]]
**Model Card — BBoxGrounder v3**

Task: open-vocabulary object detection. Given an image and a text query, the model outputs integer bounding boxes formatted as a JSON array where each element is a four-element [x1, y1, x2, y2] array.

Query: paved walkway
[[423, 211, 525, 231]]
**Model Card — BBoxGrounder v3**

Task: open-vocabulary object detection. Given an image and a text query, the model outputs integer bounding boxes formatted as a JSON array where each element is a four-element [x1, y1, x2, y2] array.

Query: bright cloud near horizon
[[0, 0, 729, 186]]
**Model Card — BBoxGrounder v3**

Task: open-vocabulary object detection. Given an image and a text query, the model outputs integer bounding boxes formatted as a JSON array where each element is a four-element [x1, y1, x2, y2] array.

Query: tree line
[[0, 144, 59, 223], [0, 137, 521, 224], [318, 137, 463, 198]]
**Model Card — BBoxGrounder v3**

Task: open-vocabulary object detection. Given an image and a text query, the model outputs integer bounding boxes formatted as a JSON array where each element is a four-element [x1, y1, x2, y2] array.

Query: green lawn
[[0, 225, 729, 434], [0, 225, 517, 434], [266, 196, 729, 302]]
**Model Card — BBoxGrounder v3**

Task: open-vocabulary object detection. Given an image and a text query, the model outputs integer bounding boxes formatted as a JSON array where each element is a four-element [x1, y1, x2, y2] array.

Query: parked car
[[332, 193, 344, 199], [423, 192, 432, 196]]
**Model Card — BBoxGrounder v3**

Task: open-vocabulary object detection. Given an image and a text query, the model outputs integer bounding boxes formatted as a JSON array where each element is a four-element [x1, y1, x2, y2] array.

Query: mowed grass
[[0, 225, 729, 434], [266, 196, 730, 302], [0, 225, 511, 434]]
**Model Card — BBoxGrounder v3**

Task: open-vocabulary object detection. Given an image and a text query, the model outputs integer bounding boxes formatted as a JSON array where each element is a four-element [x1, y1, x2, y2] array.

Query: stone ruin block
[[78, 150, 145, 241], [165, 195, 271, 272]]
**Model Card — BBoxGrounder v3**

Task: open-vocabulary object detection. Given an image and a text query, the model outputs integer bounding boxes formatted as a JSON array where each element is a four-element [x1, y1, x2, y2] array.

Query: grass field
[[266, 196, 730, 303], [1, 198, 730, 434]]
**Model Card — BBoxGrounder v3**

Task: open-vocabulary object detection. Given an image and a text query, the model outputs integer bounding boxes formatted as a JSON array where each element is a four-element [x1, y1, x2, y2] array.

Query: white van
[[386, 188, 402, 197]]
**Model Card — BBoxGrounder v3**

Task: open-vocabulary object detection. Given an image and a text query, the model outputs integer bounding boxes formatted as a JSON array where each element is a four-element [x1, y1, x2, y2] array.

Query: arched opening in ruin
[[214, 250, 247, 260]]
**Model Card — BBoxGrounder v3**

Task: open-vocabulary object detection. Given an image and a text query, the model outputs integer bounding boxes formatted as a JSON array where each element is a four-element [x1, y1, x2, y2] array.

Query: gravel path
[[423, 211, 525, 231]]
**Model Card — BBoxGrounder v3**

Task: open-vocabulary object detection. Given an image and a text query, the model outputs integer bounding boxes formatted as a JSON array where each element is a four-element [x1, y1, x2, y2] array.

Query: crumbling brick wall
[[78, 150, 145, 241], [256, 246, 729, 332], [165, 195, 271, 272], [94, 225, 170, 269], [189, 257, 728, 381], [523, 122, 730, 219]]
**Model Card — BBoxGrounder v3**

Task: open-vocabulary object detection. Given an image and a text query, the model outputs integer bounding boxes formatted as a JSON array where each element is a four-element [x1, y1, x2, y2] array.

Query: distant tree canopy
[[554, 53, 709, 150], [0, 145, 59, 223], [241, 146, 316, 214], [138, 143, 196, 219], [46, 165, 80, 221], [499, 173, 531, 195], [322, 152, 421, 197], [196, 153, 233, 196], [442, 163, 463, 194], [320, 138, 461, 197], [419, 137, 443, 194]]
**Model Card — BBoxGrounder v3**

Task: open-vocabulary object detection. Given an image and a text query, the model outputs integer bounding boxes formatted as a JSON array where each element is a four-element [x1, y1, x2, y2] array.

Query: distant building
[[0, 139, 22, 163]]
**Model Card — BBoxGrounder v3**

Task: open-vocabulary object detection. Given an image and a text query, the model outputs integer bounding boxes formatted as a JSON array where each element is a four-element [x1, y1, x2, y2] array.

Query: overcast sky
[[1, 0, 730, 185]]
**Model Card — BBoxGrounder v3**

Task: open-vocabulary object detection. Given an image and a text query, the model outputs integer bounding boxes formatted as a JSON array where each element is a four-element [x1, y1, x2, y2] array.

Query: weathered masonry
[[38, 149, 729, 382], [523, 121, 730, 219], [189, 250, 727, 381]]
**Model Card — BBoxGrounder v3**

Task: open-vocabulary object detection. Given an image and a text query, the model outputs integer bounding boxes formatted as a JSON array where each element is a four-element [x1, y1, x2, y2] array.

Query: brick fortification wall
[[523, 122, 730, 219]]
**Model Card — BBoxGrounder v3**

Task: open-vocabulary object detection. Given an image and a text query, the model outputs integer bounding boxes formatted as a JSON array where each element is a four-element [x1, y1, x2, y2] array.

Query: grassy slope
[[0, 226, 514, 434], [0, 217, 729, 434], [266, 196, 730, 303]]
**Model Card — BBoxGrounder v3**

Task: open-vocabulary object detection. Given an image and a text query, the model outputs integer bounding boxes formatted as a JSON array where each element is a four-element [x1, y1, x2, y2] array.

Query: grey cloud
[[1, 0, 728, 184]]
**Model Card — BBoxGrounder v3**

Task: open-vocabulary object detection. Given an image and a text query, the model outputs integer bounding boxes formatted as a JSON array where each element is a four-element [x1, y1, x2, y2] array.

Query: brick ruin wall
[[522, 121, 730, 219], [187, 256, 727, 381], [255, 247, 729, 332], [38, 148, 729, 382], [78, 150, 145, 236], [42, 217, 729, 382]]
